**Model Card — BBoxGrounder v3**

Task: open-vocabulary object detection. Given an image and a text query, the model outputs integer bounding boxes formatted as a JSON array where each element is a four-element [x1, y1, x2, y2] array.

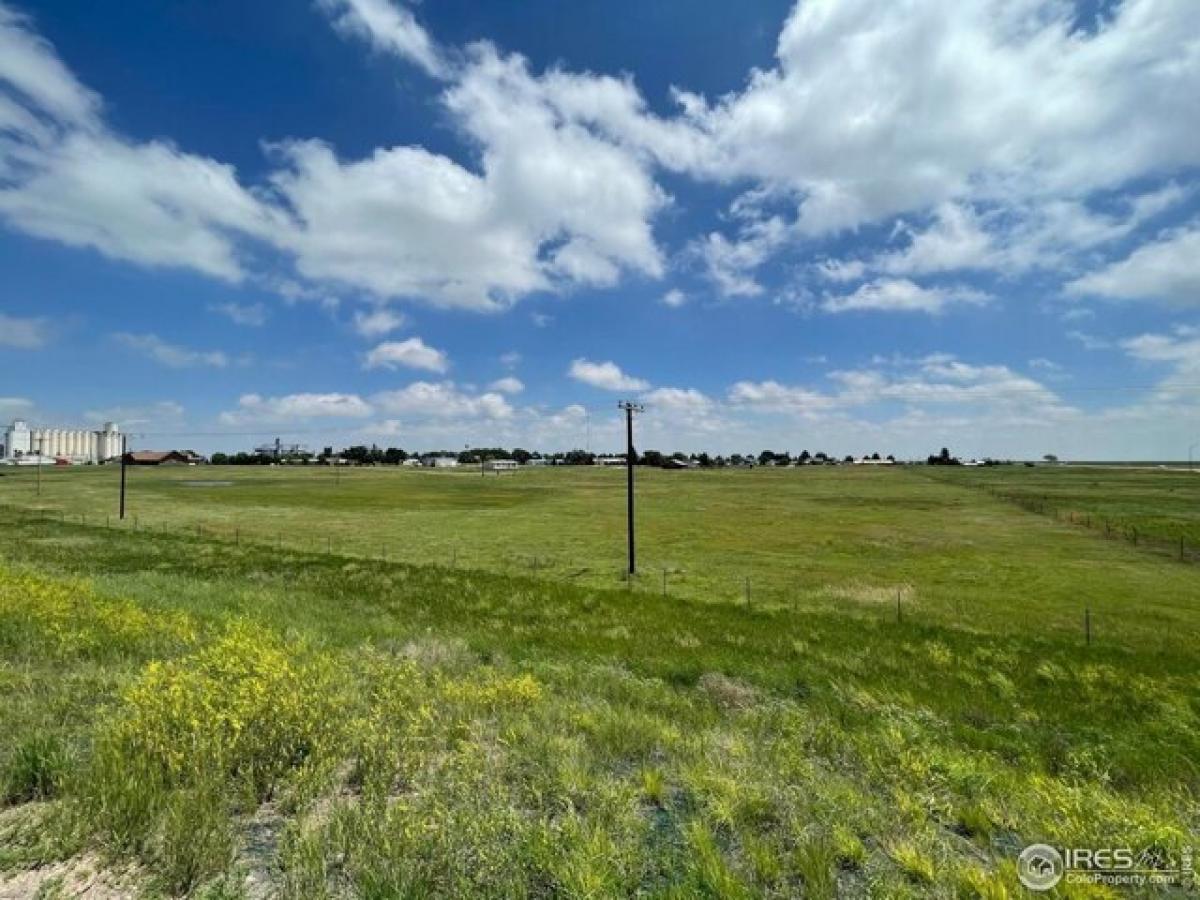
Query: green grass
[[930, 464, 1200, 546], [0, 465, 1197, 896]]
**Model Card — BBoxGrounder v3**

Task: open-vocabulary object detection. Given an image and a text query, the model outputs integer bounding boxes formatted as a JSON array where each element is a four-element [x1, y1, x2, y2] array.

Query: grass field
[[0, 465, 1197, 897]]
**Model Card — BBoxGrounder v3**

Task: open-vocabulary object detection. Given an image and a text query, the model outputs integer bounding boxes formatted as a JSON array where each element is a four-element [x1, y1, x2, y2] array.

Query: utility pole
[[119, 435, 128, 520], [618, 401, 644, 576]]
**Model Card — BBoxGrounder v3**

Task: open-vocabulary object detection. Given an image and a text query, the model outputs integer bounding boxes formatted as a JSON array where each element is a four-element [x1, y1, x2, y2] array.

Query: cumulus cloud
[[373, 381, 513, 419], [821, 279, 990, 314], [0, 4, 277, 281], [488, 376, 524, 394], [113, 332, 230, 368], [364, 337, 449, 372], [729, 355, 1072, 429], [6, 0, 1200, 313], [316, 0, 445, 77], [660, 288, 687, 308], [669, 0, 1200, 234], [0, 312, 51, 348], [352, 308, 406, 338], [219, 392, 373, 424], [1066, 227, 1200, 306], [568, 358, 649, 391]]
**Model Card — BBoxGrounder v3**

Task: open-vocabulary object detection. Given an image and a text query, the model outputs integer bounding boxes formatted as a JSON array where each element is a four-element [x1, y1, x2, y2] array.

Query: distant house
[[123, 450, 197, 466], [524, 458, 549, 467], [484, 459, 519, 473], [661, 457, 697, 469], [596, 456, 626, 467], [421, 454, 459, 468], [401, 458, 422, 467]]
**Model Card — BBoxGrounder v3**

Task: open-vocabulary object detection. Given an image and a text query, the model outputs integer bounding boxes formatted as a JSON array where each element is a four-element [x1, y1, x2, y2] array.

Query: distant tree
[[641, 450, 665, 468], [210, 452, 229, 465], [696, 452, 713, 468], [1043, 453, 1059, 463], [563, 449, 595, 466], [927, 447, 961, 466], [886, 454, 896, 462], [512, 447, 532, 465], [843, 454, 855, 463], [798, 450, 811, 464], [871, 452, 881, 460]]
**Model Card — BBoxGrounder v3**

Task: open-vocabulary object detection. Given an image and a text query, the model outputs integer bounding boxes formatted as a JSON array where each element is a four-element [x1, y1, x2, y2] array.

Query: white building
[[421, 454, 459, 468], [484, 459, 519, 472], [2, 420, 122, 464]]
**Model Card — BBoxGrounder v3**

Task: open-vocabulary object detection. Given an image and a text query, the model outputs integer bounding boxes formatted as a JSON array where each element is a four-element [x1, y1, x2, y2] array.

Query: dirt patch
[[0, 853, 136, 899]]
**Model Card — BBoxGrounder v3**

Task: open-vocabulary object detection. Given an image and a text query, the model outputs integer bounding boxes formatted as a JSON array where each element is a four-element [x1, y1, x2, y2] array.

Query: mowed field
[[0, 465, 1197, 897]]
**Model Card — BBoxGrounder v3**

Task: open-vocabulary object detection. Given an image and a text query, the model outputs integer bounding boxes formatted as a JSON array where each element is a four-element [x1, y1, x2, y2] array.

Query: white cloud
[[316, 0, 445, 77], [727, 380, 837, 415], [373, 381, 513, 419], [364, 336, 449, 372], [219, 392, 373, 424], [821, 279, 990, 315], [727, 356, 1073, 440], [352, 308, 406, 338], [1120, 325, 1200, 364], [695, 215, 787, 297], [0, 312, 51, 348], [1066, 227, 1200, 306], [499, 351, 522, 369], [113, 332, 230, 368], [668, 0, 1200, 237], [875, 203, 993, 276], [0, 396, 33, 418], [9, 0, 1198, 315], [568, 358, 649, 391], [0, 5, 276, 281], [488, 376, 524, 394], [209, 302, 267, 327], [660, 288, 687, 308]]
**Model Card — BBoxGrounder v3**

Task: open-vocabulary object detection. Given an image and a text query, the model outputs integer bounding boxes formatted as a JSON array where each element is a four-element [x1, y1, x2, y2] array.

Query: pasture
[[0, 464, 1197, 897]]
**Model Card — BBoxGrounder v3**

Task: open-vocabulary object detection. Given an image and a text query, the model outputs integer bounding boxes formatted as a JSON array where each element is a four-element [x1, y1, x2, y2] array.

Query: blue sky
[[1, 0, 1198, 458]]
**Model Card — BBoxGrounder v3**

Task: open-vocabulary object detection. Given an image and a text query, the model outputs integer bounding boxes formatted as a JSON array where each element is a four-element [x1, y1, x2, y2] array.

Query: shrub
[[102, 620, 347, 798]]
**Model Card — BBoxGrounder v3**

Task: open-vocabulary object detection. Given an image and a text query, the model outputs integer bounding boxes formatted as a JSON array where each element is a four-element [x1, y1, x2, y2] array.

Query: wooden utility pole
[[119, 435, 128, 520], [619, 401, 644, 575]]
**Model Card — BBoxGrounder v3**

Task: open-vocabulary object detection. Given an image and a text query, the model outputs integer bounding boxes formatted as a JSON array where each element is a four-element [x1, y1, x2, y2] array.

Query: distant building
[[524, 458, 549, 466], [254, 440, 306, 457], [596, 456, 626, 466], [421, 454, 459, 468], [662, 457, 697, 469], [484, 459, 519, 472], [3, 419, 122, 464]]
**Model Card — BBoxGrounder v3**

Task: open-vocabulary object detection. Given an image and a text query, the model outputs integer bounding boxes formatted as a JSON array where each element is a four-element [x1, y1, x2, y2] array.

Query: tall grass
[[0, 495, 1197, 896]]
